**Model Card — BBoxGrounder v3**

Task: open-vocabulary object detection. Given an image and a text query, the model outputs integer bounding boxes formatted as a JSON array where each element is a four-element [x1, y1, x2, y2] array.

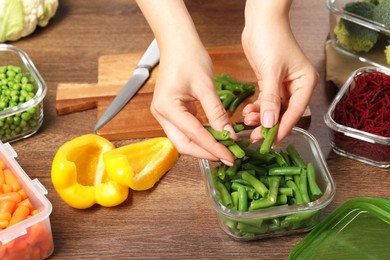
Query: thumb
[[198, 87, 238, 139], [259, 78, 281, 128]]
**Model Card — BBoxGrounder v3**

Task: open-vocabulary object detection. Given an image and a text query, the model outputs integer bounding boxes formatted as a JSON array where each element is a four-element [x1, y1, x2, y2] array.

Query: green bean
[[219, 91, 236, 109], [268, 166, 303, 176], [237, 185, 248, 211], [287, 144, 306, 167], [307, 162, 322, 196], [259, 123, 279, 154], [229, 90, 255, 113], [272, 151, 289, 167], [267, 176, 281, 203], [215, 180, 234, 208], [276, 194, 288, 205], [286, 180, 303, 205], [278, 187, 293, 197], [248, 198, 274, 211], [228, 143, 245, 159], [280, 150, 292, 166], [284, 210, 319, 223], [237, 222, 267, 234], [236, 139, 251, 149], [241, 162, 268, 176], [233, 124, 245, 133], [231, 191, 239, 210], [205, 127, 231, 141], [217, 164, 228, 180], [218, 139, 235, 146], [299, 169, 310, 204], [241, 171, 269, 198], [226, 159, 242, 176], [243, 148, 275, 164]]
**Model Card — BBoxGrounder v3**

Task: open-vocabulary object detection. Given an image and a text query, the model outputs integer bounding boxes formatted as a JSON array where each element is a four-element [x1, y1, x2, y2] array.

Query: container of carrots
[[325, 66, 390, 168], [0, 141, 53, 259]]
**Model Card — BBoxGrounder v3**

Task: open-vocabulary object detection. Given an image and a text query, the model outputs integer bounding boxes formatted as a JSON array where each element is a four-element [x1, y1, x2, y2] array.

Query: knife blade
[[94, 39, 160, 132]]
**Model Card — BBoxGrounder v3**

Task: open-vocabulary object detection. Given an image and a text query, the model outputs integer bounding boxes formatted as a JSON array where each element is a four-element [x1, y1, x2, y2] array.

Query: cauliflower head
[[0, 0, 58, 43]]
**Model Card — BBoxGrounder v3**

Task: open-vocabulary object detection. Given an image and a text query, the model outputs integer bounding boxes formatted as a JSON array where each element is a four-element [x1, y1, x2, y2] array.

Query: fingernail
[[262, 110, 275, 128], [223, 124, 238, 140], [221, 159, 233, 166]]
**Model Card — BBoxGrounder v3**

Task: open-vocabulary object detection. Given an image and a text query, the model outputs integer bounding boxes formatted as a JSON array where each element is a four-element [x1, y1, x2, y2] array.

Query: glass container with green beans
[[0, 45, 47, 143], [199, 127, 336, 241]]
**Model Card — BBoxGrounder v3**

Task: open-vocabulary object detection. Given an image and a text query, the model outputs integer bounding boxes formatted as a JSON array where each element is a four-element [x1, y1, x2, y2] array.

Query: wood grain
[[7, 0, 389, 259]]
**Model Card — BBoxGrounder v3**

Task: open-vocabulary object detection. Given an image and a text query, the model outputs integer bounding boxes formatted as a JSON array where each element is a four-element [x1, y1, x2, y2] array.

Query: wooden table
[[8, 0, 390, 259]]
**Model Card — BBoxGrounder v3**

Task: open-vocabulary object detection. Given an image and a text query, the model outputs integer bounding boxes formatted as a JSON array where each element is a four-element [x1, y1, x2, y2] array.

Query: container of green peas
[[199, 127, 336, 241], [0, 44, 47, 142]]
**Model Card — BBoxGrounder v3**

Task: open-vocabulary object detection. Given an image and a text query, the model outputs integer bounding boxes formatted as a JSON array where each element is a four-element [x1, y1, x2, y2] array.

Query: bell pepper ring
[[51, 134, 129, 209], [104, 137, 179, 191]]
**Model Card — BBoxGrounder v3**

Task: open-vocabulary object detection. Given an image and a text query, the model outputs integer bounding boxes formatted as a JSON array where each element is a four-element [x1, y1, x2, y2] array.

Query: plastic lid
[[289, 197, 390, 259]]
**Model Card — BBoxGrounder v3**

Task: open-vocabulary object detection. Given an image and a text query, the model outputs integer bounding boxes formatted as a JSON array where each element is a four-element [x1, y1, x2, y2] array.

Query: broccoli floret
[[334, 1, 380, 52], [373, 0, 390, 27]]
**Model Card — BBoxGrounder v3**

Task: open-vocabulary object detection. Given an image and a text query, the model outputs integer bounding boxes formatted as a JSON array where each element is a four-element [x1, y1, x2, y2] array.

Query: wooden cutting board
[[56, 45, 311, 140]]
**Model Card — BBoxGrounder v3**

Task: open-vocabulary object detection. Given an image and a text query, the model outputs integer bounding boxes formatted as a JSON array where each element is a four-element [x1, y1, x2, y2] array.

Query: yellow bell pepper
[[51, 134, 129, 209], [103, 137, 179, 191]]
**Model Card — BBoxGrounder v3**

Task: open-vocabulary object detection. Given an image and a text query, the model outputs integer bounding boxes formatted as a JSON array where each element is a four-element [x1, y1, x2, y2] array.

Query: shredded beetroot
[[333, 71, 390, 137], [332, 71, 390, 164]]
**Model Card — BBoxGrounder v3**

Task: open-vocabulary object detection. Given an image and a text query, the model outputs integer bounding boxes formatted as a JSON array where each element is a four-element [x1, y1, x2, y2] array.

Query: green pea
[[6, 70, 16, 77], [21, 112, 31, 121], [5, 117, 13, 125], [21, 76, 29, 84]]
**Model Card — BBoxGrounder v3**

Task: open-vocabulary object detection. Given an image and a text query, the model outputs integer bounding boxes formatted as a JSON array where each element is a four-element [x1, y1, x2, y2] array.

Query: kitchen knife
[[94, 39, 160, 132]]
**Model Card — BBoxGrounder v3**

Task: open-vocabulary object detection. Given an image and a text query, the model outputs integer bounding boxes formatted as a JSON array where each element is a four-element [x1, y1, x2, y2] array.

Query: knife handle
[[137, 39, 160, 70]]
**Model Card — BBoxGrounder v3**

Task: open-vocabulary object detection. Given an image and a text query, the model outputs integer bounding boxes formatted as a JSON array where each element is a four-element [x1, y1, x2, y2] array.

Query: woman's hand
[[242, 0, 319, 144], [151, 39, 236, 164]]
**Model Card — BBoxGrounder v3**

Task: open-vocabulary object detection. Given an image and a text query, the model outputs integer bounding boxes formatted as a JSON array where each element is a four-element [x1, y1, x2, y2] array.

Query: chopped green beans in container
[[199, 127, 336, 241]]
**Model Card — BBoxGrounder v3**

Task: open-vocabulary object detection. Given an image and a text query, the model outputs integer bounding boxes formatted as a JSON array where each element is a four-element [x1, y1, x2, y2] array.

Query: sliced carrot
[[17, 198, 34, 212], [8, 205, 30, 226], [2, 184, 12, 194], [0, 212, 11, 221], [31, 209, 40, 216], [0, 192, 21, 203], [0, 160, 5, 170], [0, 170, 5, 186], [0, 219, 8, 228], [18, 189, 27, 201], [0, 200, 16, 214], [4, 169, 21, 192]]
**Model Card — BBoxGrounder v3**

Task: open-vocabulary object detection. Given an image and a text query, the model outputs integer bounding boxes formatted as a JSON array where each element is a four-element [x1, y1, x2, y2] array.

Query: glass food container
[[327, 0, 390, 69], [324, 66, 390, 168], [199, 128, 336, 241], [0, 44, 47, 142]]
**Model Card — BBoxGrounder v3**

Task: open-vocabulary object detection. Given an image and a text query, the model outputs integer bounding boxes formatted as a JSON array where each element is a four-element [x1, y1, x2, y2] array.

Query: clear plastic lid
[[289, 197, 390, 259]]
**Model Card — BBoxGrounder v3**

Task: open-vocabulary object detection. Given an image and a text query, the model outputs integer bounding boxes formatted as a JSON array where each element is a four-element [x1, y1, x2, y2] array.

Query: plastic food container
[[0, 44, 47, 143], [327, 0, 390, 69], [324, 67, 390, 168], [0, 141, 53, 259], [289, 197, 390, 259], [199, 128, 336, 241]]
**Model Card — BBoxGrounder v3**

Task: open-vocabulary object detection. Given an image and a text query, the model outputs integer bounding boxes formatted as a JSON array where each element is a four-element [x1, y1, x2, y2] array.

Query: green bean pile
[[0, 65, 39, 141], [209, 124, 324, 238], [215, 73, 255, 113]]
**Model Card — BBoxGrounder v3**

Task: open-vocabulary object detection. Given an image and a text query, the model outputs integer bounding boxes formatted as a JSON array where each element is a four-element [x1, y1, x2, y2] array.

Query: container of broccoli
[[327, 0, 390, 68]]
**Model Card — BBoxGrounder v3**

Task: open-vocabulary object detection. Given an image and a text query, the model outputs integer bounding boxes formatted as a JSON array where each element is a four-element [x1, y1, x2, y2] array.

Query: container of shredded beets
[[325, 66, 390, 168]]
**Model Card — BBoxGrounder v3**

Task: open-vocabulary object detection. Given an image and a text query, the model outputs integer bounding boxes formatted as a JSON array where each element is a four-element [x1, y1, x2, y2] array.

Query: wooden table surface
[[7, 0, 390, 259]]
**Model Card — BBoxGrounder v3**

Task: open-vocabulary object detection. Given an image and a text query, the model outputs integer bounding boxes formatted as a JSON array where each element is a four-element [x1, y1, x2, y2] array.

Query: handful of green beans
[[209, 124, 324, 238], [215, 73, 255, 113], [0, 65, 40, 141]]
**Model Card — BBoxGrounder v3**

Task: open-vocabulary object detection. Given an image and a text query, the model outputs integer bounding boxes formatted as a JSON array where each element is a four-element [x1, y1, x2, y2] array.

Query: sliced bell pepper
[[103, 137, 179, 191], [51, 134, 129, 209]]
